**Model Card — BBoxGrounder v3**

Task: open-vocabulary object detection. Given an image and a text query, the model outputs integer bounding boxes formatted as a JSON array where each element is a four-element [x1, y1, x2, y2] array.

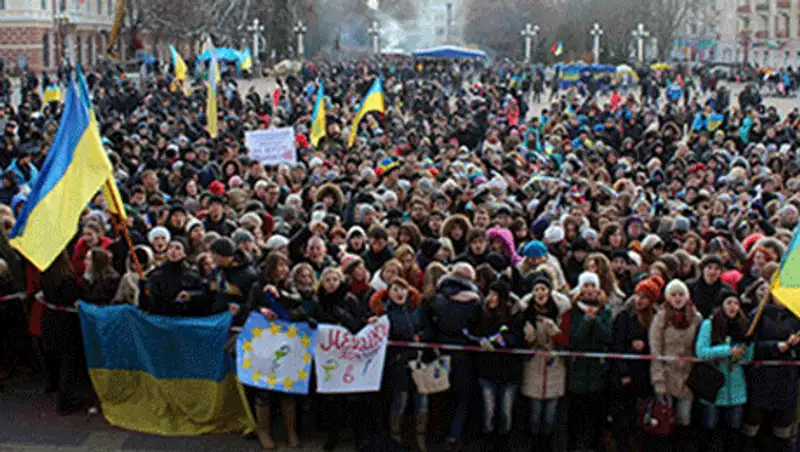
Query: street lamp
[[247, 18, 264, 63], [521, 23, 539, 63], [632, 23, 649, 63], [368, 21, 381, 55], [293, 20, 307, 59], [590, 23, 603, 64], [55, 12, 70, 68]]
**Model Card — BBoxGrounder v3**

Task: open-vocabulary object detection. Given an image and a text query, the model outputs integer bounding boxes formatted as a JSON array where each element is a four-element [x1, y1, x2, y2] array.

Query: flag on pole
[[769, 226, 800, 318], [347, 78, 385, 148], [204, 36, 219, 139], [169, 45, 188, 81], [10, 79, 113, 270], [310, 82, 326, 148], [551, 42, 563, 57], [76, 65, 126, 221], [239, 49, 253, 72]]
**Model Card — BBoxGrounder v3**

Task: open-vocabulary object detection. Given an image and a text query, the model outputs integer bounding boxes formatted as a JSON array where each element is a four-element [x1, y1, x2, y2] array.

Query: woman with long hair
[[694, 294, 752, 452], [610, 275, 662, 452], [520, 270, 570, 452], [40, 252, 87, 415], [369, 277, 429, 451], [649, 279, 702, 449], [71, 221, 111, 276], [81, 247, 121, 306], [584, 252, 627, 316], [246, 251, 304, 450], [394, 245, 424, 290]]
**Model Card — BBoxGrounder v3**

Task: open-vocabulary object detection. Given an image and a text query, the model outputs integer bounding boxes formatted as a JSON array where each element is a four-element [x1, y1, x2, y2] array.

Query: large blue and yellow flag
[[76, 65, 126, 221], [169, 45, 188, 81], [79, 303, 254, 435], [310, 82, 326, 148], [770, 226, 800, 318], [204, 36, 219, 138], [707, 112, 724, 132], [237, 314, 316, 394], [347, 77, 385, 148], [10, 80, 112, 270]]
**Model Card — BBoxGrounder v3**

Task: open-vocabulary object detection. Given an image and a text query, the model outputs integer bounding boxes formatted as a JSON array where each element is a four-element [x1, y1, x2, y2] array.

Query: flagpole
[[746, 278, 774, 337], [104, 179, 144, 280]]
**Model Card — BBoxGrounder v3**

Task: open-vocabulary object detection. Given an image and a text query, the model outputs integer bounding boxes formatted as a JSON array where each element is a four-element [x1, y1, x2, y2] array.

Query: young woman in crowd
[[649, 279, 702, 450], [694, 293, 752, 452], [609, 275, 661, 452], [81, 248, 121, 306], [369, 277, 429, 451], [520, 270, 570, 452], [567, 271, 613, 452], [394, 244, 424, 289]]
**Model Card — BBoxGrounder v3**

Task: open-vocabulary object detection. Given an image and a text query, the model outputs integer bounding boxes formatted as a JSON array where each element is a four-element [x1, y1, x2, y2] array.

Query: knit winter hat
[[543, 225, 565, 245], [522, 240, 548, 258], [641, 234, 664, 252], [578, 271, 600, 288], [635, 275, 665, 303], [148, 226, 171, 243], [420, 238, 442, 258], [264, 235, 289, 251], [664, 279, 689, 298], [185, 218, 203, 234], [209, 237, 236, 258], [340, 254, 363, 275], [232, 228, 255, 246], [700, 254, 724, 270]]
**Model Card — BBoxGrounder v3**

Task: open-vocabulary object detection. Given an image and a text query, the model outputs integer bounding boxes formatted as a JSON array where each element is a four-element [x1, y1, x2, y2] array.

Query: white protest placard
[[313, 316, 390, 393], [245, 127, 296, 166]]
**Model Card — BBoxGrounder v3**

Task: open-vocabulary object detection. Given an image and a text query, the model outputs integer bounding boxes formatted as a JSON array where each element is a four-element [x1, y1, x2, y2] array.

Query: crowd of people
[[0, 56, 800, 452]]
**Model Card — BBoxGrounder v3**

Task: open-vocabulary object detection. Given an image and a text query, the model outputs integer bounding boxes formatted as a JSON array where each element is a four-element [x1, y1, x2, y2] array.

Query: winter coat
[[649, 309, 702, 398], [70, 235, 112, 276], [567, 301, 613, 394], [210, 250, 259, 326], [688, 277, 733, 318], [486, 227, 520, 266], [694, 318, 753, 406], [747, 304, 800, 411], [111, 271, 144, 306], [362, 246, 395, 274], [371, 289, 430, 391], [143, 261, 208, 317], [610, 303, 654, 397], [431, 274, 482, 394], [520, 291, 571, 399], [82, 269, 121, 306], [470, 305, 524, 384]]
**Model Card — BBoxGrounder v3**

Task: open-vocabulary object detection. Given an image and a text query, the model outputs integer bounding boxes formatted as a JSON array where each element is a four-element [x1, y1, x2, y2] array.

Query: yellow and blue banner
[[347, 77, 385, 148], [310, 82, 326, 148], [770, 226, 800, 318], [43, 85, 61, 104], [78, 303, 254, 435], [237, 314, 315, 394], [551, 41, 563, 57], [169, 45, 188, 81], [707, 112, 724, 132], [204, 36, 219, 138], [10, 80, 112, 270], [239, 48, 253, 72], [76, 64, 127, 221]]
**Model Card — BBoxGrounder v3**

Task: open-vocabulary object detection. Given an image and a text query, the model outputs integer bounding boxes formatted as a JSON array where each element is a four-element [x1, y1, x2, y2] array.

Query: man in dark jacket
[[688, 255, 732, 318], [362, 224, 394, 274], [142, 238, 208, 317], [209, 237, 259, 326], [203, 195, 237, 236]]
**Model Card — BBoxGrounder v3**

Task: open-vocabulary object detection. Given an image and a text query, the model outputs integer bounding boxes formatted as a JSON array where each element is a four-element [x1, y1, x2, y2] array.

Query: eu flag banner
[[237, 314, 315, 395], [78, 303, 254, 436]]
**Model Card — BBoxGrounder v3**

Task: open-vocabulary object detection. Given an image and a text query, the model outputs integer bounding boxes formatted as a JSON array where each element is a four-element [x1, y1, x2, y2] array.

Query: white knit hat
[[578, 271, 600, 289], [543, 225, 565, 245], [147, 226, 171, 243]]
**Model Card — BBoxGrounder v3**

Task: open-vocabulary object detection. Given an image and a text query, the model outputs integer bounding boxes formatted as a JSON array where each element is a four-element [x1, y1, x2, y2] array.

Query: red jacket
[[71, 236, 112, 276]]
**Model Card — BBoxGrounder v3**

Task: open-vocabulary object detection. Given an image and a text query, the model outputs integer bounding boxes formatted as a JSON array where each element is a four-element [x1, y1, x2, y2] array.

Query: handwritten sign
[[245, 127, 296, 166], [237, 314, 315, 395], [313, 316, 390, 393]]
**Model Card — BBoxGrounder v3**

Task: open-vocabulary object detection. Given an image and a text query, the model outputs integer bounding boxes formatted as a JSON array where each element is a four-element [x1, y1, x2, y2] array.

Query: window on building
[[43, 34, 50, 68], [108, 0, 112, 15], [41, 0, 47, 9], [97, 0, 101, 13], [0, 0, 5, 10]]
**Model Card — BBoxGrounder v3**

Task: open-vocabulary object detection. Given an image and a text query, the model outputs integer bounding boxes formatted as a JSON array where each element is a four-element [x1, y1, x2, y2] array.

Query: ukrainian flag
[[76, 65, 126, 221], [204, 36, 219, 138], [169, 45, 188, 81], [347, 77, 385, 148], [43, 85, 61, 104], [239, 48, 253, 72], [10, 80, 112, 270], [770, 226, 800, 318], [78, 303, 254, 435], [310, 82, 326, 148], [707, 112, 724, 132]]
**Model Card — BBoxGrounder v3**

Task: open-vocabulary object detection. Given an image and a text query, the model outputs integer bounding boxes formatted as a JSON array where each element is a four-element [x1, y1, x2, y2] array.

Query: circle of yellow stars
[[241, 322, 313, 392]]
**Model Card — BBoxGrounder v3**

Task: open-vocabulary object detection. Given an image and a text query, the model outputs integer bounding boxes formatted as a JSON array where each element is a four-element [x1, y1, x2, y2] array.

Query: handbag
[[639, 396, 675, 437], [409, 350, 451, 395], [687, 362, 725, 402]]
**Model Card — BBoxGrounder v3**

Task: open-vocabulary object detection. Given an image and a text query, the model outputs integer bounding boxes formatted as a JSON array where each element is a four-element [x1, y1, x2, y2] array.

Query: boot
[[414, 413, 428, 452], [390, 413, 403, 444], [280, 398, 300, 448], [255, 404, 276, 451]]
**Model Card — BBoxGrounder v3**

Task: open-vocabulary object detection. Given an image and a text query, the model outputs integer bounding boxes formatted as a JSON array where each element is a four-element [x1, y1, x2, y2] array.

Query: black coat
[[609, 306, 653, 397], [143, 261, 208, 317], [747, 304, 800, 411], [689, 277, 733, 318], [470, 307, 524, 384], [384, 300, 430, 391], [210, 251, 259, 326]]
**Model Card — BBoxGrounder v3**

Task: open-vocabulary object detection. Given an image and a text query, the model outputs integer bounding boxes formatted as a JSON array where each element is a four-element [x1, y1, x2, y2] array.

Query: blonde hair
[[320, 266, 344, 283], [291, 263, 318, 291]]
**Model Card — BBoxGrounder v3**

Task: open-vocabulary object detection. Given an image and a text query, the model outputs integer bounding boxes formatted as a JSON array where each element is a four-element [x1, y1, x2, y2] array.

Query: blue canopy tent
[[412, 46, 487, 59], [196, 47, 245, 63]]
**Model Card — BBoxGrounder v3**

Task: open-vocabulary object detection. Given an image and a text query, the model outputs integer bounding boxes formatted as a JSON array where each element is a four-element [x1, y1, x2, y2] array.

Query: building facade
[[736, 0, 800, 66], [0, 0, 115, 73]]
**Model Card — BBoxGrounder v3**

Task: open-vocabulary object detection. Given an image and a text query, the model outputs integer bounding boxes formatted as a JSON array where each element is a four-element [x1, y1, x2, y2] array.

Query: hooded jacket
[[487, 227, 521, 266]]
